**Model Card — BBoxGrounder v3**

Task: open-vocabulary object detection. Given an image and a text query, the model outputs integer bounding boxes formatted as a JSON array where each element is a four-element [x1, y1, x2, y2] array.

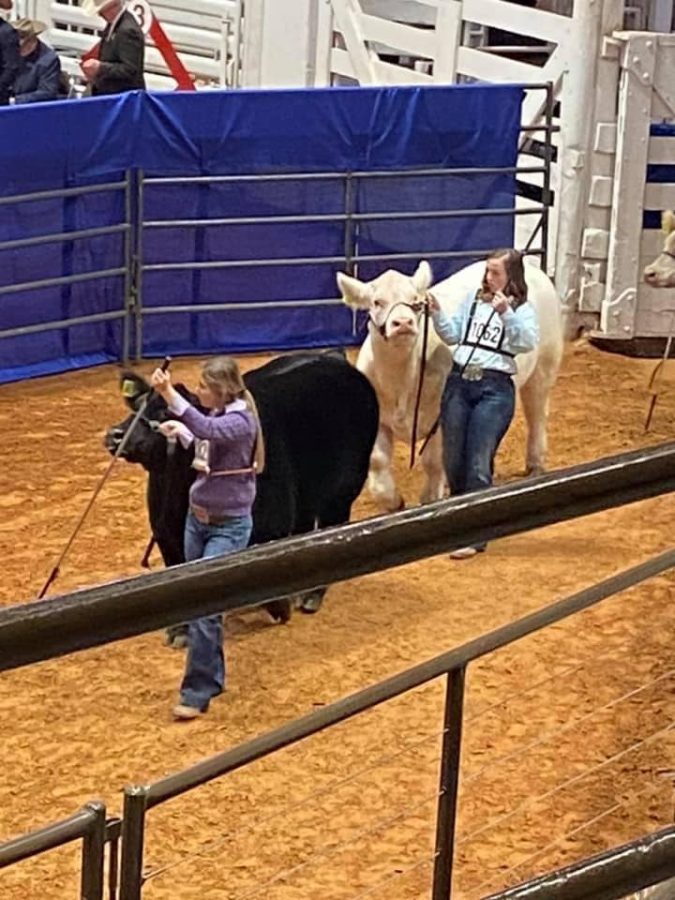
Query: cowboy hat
[[81, 0, 120, 16], [14, 17, 47, 40]]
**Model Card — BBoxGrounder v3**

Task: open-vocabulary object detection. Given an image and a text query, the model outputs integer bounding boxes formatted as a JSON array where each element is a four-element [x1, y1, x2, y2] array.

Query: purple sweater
[[169, 395, 257, 518]]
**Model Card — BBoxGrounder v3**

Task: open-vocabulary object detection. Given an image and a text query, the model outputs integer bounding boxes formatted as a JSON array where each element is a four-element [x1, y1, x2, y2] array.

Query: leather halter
[[369, 297, 428, 340]]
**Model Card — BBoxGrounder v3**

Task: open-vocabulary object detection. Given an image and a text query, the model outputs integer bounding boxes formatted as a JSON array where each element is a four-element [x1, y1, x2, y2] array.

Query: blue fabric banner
[[0, 83, 523, 383]]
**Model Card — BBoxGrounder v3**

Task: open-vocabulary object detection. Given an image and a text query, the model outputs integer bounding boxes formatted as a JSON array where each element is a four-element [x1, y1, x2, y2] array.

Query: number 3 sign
[[129, 0, 153, 35]]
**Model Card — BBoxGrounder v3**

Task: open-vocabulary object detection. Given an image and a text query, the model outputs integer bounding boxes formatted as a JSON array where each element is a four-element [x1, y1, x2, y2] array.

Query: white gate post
[[600, 33, 656, 338], [554, 0, 606, 319], [433, 0, 463, 83], [241, 0, 319, 87]]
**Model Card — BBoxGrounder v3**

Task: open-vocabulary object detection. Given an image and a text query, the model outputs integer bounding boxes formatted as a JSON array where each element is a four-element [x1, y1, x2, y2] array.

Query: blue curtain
[[0, 84, 523, 383]]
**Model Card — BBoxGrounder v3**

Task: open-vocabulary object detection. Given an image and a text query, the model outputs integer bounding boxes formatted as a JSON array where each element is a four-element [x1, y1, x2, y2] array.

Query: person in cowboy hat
[[0, 0, 20, 106], [80, 0, 145, 96], [11, 18, 61, 104]]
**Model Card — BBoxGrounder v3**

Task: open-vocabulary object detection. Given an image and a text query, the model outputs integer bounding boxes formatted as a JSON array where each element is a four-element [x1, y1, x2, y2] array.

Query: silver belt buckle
[[462, 363, 483, 382]]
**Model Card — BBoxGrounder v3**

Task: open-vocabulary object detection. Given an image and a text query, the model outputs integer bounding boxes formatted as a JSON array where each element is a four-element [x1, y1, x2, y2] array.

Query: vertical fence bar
[[81, 802, 106, 900], [344, 171, 355, 276], [134, 171, 144, 363], [122, 170, 133, 366], [343, 171, 359, 336], [541, 81, 553, 273], [119, 787, 149, 900], [107, 819, 122, 900], [432, 666, 467, 900]]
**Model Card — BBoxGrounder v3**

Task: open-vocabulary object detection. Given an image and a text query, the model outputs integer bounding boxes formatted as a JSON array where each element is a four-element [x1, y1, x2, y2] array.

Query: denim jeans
[[441, 371, 515, 546], [179, 512, 253, 711]]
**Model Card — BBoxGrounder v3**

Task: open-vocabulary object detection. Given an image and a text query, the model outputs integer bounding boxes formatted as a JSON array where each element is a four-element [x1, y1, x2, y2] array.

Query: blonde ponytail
[[243, 388, 265, 474], [200, 356, 265, 474]]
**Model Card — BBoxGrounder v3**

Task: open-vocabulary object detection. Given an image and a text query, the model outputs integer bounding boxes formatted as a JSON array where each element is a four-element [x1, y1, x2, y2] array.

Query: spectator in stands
[[0, 0, 19, 106], [11, 19, 61, 104], [80, 0, 145, 96]]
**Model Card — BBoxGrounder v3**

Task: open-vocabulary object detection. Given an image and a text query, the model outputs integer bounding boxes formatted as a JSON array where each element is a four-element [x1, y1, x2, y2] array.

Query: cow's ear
[[663, 210, 675, 235], [120, 372, 151, 408], [337, 272, 371, 309], [411, 260, 432, 293]]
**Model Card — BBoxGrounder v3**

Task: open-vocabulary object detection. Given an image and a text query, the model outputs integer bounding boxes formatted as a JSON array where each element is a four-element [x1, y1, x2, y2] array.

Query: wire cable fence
[[137, 658, 675, 899], [474, 778, 671, 898]]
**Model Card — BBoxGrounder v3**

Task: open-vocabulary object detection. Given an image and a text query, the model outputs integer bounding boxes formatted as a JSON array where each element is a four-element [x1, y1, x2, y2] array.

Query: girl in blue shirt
[[428, 249, 539, 558]]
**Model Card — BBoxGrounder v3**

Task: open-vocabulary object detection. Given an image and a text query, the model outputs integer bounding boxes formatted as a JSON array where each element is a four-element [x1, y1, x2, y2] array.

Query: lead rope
[[38, 356, 172, 598], [409, 295, 431, 469]]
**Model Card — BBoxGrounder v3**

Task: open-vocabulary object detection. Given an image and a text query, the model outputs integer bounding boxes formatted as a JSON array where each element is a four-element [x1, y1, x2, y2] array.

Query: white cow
[[644, 210, 675, 287], [337, 259, 564, 512]]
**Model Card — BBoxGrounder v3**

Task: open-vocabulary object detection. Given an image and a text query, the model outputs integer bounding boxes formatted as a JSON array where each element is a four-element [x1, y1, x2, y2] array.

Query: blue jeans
[[441, 371, 515, 545], [179, 512, 253, 711]]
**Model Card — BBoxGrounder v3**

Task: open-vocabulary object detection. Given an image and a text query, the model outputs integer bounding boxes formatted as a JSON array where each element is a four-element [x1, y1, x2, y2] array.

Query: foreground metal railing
[[117, 547, 675, 900], [0, 803, 107, 900], [485, 825, 675, 900], [2, 440, 675, 898], [2, 440, 675, 672]]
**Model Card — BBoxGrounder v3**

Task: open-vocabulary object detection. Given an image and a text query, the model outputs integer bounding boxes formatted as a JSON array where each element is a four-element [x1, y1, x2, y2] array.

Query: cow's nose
[[644, 268, 657, 283], [104, 427, 124, 451], [391, 317, 415, 331]]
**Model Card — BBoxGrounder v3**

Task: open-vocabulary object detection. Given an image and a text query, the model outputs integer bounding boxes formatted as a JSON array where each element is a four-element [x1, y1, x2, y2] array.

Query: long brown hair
[[201, 357, 265, 473], [480, 248, 528, 308]]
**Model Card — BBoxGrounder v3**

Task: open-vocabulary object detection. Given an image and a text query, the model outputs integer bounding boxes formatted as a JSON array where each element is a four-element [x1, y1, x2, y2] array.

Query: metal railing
[[0, 175, 134, 362], [485, 825, 675, 900], [1, 441, 675, 897], [133, 83, 555, 360], [0, 86, 554, 373], [1, 439, 675, 671], [0, 803, 107, 900], [115, 547, 675, 900]]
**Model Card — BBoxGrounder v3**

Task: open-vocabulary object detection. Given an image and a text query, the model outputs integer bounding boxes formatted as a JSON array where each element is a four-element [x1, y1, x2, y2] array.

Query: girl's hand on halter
[[158, 420, 183, 439], [425, 291, 441, 313], [492, 291, 512, 315]]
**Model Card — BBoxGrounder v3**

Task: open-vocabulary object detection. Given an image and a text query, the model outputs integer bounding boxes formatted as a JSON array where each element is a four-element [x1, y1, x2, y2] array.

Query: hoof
[[525, 465, 545, 477], [299, 589, 326, 614], [265, 599, 292, 624], [166, 631, 188, 650]]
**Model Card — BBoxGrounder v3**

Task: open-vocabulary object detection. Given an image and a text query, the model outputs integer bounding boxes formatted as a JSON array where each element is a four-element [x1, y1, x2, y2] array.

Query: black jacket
[[0, 19, 20, 104], [92, 10, 145, 96]]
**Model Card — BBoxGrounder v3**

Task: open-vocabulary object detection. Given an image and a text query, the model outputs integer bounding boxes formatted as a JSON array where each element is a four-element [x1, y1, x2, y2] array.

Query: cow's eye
[[373, 299, 382, 308]]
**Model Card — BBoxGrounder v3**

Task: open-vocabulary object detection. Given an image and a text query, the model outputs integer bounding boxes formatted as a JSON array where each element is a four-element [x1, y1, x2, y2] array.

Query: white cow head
[[644, 211, 675, 288], [337, 262, 433, 343]]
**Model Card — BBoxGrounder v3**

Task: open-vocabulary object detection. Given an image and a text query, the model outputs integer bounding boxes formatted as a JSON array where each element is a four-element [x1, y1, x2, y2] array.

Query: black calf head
[[105, 372, 194, 471]]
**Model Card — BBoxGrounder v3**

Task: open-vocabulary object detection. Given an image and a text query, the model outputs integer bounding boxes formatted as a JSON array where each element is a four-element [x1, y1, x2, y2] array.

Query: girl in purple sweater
[[151, 357, 264, 721]]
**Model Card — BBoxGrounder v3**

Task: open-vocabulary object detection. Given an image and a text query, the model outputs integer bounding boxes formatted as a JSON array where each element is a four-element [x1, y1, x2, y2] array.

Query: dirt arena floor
[[1, 339, 675, 900]]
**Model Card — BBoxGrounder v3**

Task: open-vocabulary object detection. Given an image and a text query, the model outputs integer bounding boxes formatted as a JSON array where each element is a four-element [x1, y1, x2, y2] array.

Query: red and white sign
[[82, 0, 196, 91], [128, 0, 153, 35]]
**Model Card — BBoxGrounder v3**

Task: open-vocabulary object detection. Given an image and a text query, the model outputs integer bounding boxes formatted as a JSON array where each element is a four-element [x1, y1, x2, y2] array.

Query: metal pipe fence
[[0, 803, 107, 900], [0, 176, 133, 364], [1, 439, 675, 897], [0, 86, 553, 373], [133, 83, 554, 359], [114, 546, 675, 900], [484, 825, 675, 900], [1, 439, 675, 671]]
